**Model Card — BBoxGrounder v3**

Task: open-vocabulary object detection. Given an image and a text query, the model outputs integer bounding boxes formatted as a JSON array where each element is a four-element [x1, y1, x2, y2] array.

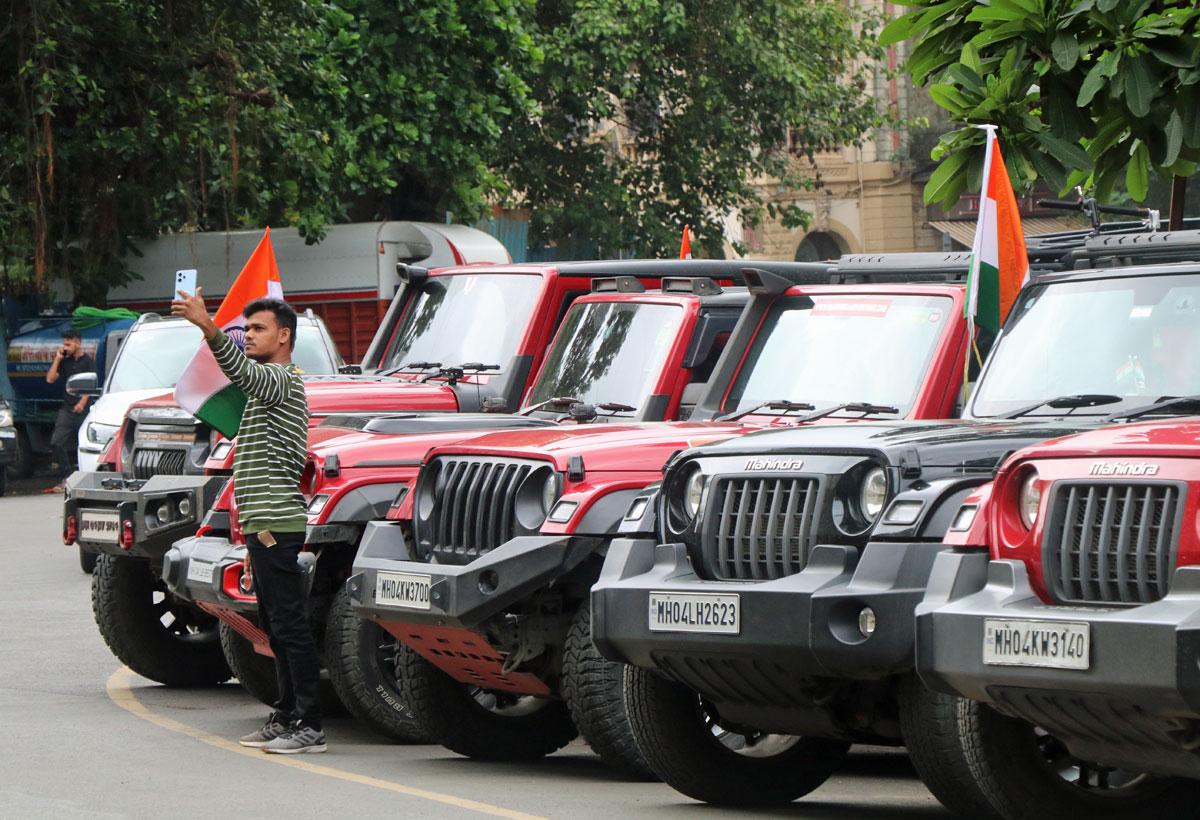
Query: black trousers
[[51, 405, 84, 476], [247, 532, 322, 730]]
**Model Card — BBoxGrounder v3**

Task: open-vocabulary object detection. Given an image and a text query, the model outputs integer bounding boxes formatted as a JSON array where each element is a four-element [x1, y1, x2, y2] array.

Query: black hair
[[61, 327, 81, 342], [242, 297, 298, 350]]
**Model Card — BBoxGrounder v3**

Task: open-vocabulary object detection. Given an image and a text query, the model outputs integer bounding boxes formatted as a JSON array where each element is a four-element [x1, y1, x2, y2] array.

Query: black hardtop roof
[[1032, 259, 1200, 286]]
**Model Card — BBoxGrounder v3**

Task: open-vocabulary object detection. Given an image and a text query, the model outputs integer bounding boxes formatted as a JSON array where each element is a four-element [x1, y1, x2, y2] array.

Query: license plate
[[79, 509, 120, 544], [648, 592, 740, 634], [983, 618, 1090, 670], [187, 560, 215, 585], [375, 571, 432, 610]]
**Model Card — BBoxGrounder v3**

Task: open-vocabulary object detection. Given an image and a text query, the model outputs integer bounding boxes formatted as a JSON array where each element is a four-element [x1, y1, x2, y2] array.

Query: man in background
[[45, 327, 94, 490]]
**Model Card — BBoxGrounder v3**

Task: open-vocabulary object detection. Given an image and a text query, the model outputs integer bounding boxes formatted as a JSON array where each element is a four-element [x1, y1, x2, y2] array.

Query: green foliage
[[0, 0, 539, 301], [506, 0, 886, 258], [885, 0, 1200, 208]]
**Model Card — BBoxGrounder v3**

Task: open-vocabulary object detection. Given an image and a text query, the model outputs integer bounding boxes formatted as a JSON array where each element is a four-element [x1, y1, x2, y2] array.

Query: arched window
[[794, 231, 846, 262]]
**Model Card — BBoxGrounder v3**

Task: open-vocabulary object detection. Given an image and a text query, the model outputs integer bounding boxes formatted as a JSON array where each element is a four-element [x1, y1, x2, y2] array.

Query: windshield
[[725, 294, 952, 416], [106, 323, 334, 393], [525, 301, 685, 413], [972, 273, 1200, 417], [380, 273, 544, 372]]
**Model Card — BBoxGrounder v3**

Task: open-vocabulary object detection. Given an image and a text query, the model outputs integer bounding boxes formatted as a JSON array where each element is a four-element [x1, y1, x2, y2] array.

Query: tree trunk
[[1169, 175, 1187, 230]]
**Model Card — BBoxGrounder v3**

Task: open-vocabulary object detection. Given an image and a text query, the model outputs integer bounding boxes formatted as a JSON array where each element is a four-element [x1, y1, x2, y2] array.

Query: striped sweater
[[208, 331, 309, 533]]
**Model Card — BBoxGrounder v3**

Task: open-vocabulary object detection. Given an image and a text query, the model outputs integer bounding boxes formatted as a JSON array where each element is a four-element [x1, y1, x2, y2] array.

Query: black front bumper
[[592, 536, 948, 682], [915, 551, 1200, 778], [348, 520, 602, 627], [163, 534, 317, 612], [65, 472, 227, 561]]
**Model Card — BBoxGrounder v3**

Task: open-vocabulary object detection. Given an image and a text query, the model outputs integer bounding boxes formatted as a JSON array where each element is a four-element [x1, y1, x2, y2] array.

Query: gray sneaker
[[238, 713, 290, 748], [262, 723, 326, 754]]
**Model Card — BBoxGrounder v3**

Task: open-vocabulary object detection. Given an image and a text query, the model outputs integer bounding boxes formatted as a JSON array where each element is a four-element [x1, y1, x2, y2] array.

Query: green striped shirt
[[208, 331, 309, 533]]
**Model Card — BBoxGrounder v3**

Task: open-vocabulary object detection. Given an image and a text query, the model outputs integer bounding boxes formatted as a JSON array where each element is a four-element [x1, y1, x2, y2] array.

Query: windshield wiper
[[519, 396, 585, 416], [1001, 394, 1122, 420], [1105, 394, 1200, 422], [377, 360, 441, 378], [715, 400, 815, 422], [794, 402, 900, 423]]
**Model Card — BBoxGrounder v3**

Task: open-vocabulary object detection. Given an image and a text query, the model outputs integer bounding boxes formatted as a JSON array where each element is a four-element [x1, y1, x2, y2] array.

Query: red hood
[[309, 427, 506, 467], [1009, 418, 1200, 463], [128, 392, 177, 409], [424, 422, 755, 473], [303, 380, 457, 416]]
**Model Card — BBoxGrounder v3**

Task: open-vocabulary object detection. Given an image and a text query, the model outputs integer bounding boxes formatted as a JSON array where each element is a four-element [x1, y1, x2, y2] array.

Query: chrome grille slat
[[130, 448, 186, 480], [708, 476, 819, 581], [1046, 481, 1181, 606]]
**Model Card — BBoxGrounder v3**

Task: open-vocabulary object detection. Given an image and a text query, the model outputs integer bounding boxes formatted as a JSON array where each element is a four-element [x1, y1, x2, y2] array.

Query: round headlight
[[541, 472, 560, 513], [1018, 472, 1041, 529], [684, 470, 706, 518], [859, 467, 888, 522]]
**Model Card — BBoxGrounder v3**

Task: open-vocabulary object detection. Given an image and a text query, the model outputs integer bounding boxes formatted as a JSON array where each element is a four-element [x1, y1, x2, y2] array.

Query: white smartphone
[[174, 269, 198, 298]]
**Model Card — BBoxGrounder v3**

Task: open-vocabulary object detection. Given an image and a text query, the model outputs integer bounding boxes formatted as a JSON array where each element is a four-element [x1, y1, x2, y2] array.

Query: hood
[[304, 379, 457, 415], [690, 418, 1099, 470], [90, 388, 178, 426], [308, 412, 557, 465], [424, 422, 755, 473], [1009, 417, 1200, 462]]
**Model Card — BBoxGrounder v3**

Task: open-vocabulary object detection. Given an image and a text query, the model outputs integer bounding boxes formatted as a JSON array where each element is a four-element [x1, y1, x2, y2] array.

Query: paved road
[[1, 494, 950, 819]]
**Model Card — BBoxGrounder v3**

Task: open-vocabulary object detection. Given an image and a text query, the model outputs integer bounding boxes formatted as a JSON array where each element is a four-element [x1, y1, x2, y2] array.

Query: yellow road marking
[[105, 667, 545, 820]]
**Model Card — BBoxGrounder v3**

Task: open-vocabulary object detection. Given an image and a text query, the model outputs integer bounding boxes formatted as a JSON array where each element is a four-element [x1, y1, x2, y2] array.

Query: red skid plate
[[196, 601, 275, 658], [378, 621, 550, 697]]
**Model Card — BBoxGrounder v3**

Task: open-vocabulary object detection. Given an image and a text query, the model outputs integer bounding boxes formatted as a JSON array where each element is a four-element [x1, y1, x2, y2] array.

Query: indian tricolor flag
[[966, 126, 1030, 337], [174, 228, 283, 438]]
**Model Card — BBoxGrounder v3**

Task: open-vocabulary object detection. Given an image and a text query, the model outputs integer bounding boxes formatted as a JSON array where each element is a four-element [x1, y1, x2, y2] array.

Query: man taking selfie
[[45, 327, 94, 489], [172, 288, 324, 754]]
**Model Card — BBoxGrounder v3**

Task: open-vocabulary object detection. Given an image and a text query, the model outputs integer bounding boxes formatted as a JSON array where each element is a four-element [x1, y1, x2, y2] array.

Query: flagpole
[[963, 124, 998, 405]]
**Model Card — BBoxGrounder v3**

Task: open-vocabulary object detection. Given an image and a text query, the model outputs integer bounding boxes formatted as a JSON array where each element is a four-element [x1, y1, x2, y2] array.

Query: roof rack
[[590, 276, 646, 293], [830, 252, 972, 283], [1073, 228, 1200, 268], [661, 277, 724, 295]]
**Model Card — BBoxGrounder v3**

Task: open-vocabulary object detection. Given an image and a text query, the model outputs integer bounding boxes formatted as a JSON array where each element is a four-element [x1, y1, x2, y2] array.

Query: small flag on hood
[[173, 228, 284, 438], [966, 126, 1030, 336], [679, 225, 692, 259]]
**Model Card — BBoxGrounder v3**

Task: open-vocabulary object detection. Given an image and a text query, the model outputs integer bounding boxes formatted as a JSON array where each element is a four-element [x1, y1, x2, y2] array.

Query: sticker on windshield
[[810, 298, 891, 318], [1130, 305, 1154, 319]]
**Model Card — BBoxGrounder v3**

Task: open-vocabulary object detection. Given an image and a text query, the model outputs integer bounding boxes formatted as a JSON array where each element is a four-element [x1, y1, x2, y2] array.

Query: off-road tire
[[623, 665, 849, 806], [897, 675, 999, 819], [79, 545, 98, 574], [92, 553, 229, 686], [963, 696, 1200, 820], [9, 427, 35, 479], [399, 643, 577, 760], [562, 602, 654, 779], [326, 585, 427, 743], [220, 618, 350, 715], [219, 620, 280, 705]]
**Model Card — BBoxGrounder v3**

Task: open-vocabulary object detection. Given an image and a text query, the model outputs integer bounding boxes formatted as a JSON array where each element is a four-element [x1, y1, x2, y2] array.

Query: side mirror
[[66, 372, 100, 397]]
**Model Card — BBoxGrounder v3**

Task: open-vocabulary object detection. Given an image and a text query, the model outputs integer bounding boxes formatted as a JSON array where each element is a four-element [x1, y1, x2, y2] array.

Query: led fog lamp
[[950, 504, 978, 532], [624, 497, 649, 521], [858, 606, 877, 638], [547, 499, 578, 523], [1018, 472, 1041, 529], [308, 494, 331, 515], [859, 467, 888, 521], [155, 505, 171, 525], [177, 497, 191, 518], [883, 499, 923, 526], [684, 470, 706, 518]]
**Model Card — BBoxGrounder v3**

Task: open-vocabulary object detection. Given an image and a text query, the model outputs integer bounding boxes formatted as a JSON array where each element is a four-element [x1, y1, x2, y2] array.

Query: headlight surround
[[86, 422, 119, 446], [667, 463, 705, 534], [514, 466, 562, 531], [859, 466, 888, 522], [1018, 471, 1041, 529]]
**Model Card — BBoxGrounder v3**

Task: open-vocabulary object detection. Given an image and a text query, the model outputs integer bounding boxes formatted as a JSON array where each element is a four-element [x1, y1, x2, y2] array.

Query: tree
[[502, 0, 887, 258], [0, 0, 539, 303], [884, 0, 1200, 223]]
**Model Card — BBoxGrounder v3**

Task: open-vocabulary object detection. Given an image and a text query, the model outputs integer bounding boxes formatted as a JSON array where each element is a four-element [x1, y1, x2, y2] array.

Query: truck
[[587, 234, 1200, 809], [914, 416, 1200, 818], [341, 254, 992, 773], [80, 260, 824, 688]]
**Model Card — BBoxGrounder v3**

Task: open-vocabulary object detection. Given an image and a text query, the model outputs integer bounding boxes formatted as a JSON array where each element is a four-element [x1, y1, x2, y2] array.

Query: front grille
[[705, 476, 820, 580], [420, 457, 539, 563], [130, 448, 187, 480], [1044, 482, 1183, 605]]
